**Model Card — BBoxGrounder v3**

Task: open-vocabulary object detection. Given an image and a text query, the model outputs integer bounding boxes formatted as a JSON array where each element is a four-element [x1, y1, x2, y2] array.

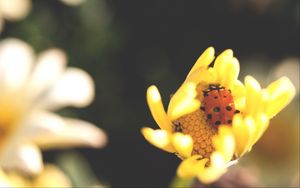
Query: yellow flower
[[0, 38, 107, 175], [0, 164, 71, 187], [142, 47, 295, 184]]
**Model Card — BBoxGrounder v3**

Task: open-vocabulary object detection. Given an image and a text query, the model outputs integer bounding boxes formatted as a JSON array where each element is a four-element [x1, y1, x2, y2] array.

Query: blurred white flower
[[0, 38, 107, 175], [0, 0, 31, 32], [0, 164, 71, 187], [60, 0, 86, 6]]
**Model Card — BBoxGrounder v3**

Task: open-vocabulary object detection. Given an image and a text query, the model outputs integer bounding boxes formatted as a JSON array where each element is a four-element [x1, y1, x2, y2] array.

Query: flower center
[[0, 96, 25, 149], [173, 110, 217, 158], [172, 84, 237, 158]]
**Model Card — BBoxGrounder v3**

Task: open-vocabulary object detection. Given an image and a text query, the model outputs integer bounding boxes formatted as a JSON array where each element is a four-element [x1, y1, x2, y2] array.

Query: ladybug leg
[[173, 122, 183, 132], [208, 84, 219, 90], [203, 91, 209, 97]]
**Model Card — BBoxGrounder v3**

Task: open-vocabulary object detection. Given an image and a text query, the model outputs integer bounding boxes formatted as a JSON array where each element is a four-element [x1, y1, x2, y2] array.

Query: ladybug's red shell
[[201, 85, 236, 127]]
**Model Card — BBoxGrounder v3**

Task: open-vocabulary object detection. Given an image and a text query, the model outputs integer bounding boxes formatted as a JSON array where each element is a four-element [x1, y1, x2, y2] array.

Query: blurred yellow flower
[[142, 47, 295, 184], [0, 38, 107, 175], [0, 0, 31, 32], [0, 164, 71, 187]]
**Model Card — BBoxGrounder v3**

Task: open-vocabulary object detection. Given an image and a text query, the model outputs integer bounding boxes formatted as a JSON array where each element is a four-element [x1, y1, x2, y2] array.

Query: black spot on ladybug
[[213, 107, 220, 112], [223, 95, 227, 98], [227, 120, 232, 124], [215, 121, 221, 126], [234, 110, 240, 114], [226, 106, 232, 111], [214, 96, 218, 99], [200, 106, 205, 111], [207, 114, 212, 119], [203, 91, 209, 97]]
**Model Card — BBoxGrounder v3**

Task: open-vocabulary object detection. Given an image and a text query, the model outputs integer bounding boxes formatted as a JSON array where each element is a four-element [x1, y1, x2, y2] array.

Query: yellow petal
[[232, 80, 246, 111], [213, 49, 233, 81], [177, 155, 208, 178], [141, 127, 175, 153], [222, 57, 240, 89], [167, 82, 201, 121], [232, 114, 255, 156], [232, 80, 246, 99], [33, 164, 71, 187], [244, 76, 261, 115], [187, 47, 215, 78], [251, 113, 269, 146], [257, 89, 270, 114], [197, 152, 227, 184], [185, 67, 217, 85], [146, 85, 173, 132], [212, 126, 235, 162], [171, 133, 193, 158], [265, 77, 296, 118]]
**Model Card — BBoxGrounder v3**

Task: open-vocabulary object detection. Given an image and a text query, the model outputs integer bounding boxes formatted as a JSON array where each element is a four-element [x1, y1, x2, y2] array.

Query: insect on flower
[[201, 84, 239, 128], [142, 47, 295, 184]]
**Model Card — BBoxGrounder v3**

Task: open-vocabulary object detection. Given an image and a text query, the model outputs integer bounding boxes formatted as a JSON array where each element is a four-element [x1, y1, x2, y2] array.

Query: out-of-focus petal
[[167, 82, 200, 121], [232, 115, 255, 156], [212, 126, 235, 162], [232, 80, 246, 99], [38, 68, 95, 110], [27, 49, 67, 100], [251, 113, 269, 146], [22, 111, 107, 149], [171, 132, 193, 158], [146, 85, 173, 132], [0, 143, 43, 175], [177, 155, 208, 178], [141, 127, 175, 153], [0, 38, 34, 91], [265, 76, 296, 118], [244, 76, 261, 115], [0, 169, 11, 187], [33, 164, 71, 187], [197, 152, 227, 184], [0, 0, 31, 21]]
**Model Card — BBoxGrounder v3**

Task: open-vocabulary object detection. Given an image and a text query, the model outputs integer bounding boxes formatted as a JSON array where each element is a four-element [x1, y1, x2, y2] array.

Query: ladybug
[[200, 84, 239, 128]]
